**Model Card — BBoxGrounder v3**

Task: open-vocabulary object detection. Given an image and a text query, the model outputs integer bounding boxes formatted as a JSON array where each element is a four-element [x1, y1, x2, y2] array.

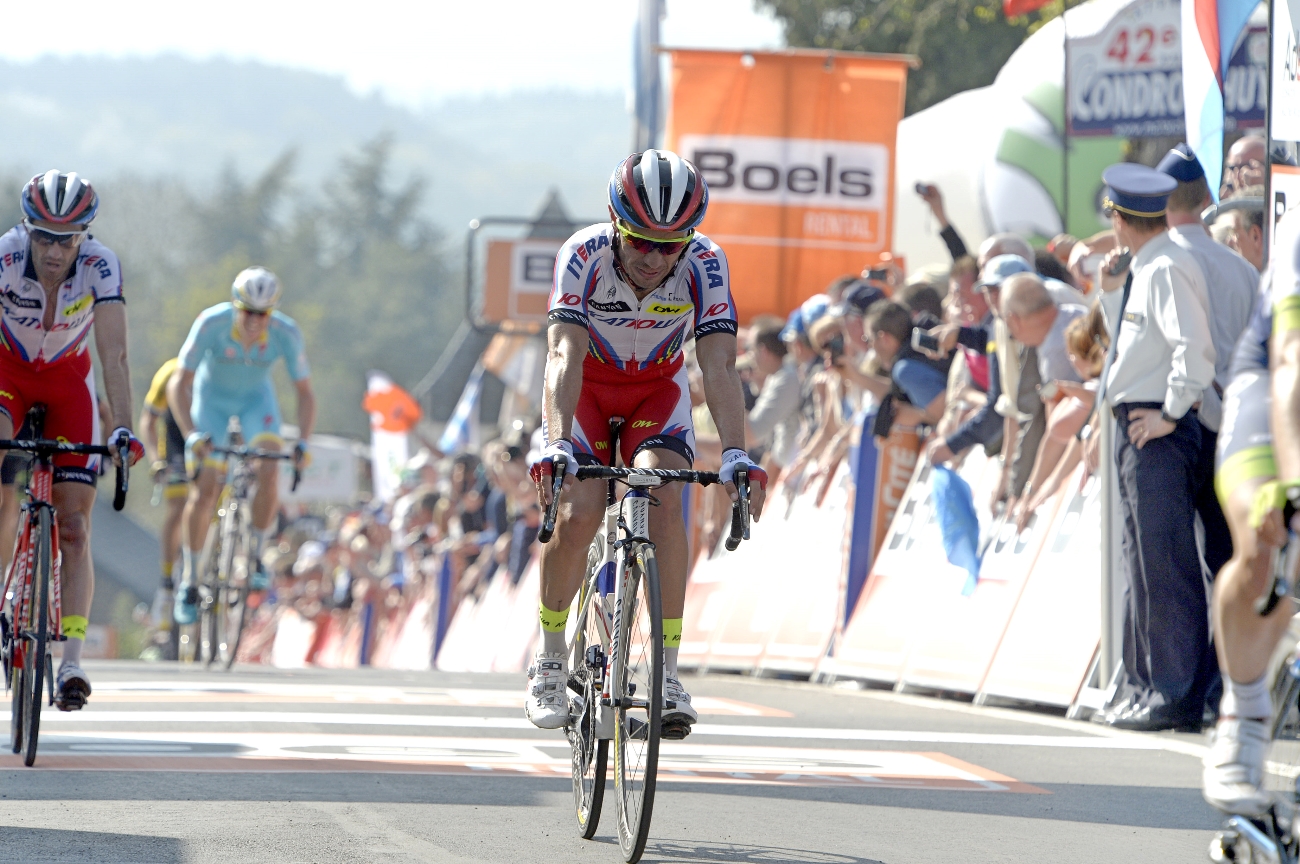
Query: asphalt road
[[0, 661, 1225, 864]]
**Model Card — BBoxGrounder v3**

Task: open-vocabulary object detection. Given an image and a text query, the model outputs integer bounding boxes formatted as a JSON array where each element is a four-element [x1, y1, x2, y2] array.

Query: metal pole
[[1062, 7, 1071, 237], [1098, 412, 1120, 687]]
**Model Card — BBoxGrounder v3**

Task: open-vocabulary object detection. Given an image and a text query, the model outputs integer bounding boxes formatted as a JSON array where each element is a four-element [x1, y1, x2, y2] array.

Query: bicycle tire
[[570, 537, 608, 839], [199, 506, 232, 668], [613, 544, 662, 864], [22, 507, 50, 767], [215, 501, 252, 670]]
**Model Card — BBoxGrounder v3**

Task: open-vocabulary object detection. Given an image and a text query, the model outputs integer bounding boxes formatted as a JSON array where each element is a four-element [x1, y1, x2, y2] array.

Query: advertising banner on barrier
[[828, 451, 1000, 683], [896, 463, 1068, 694], [978, 468, 1103, 706], [667, 49, 911, 321]]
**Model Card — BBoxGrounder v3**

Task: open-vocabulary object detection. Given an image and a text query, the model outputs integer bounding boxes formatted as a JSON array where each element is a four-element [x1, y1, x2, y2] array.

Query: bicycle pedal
[[661, 719, 692, 741]]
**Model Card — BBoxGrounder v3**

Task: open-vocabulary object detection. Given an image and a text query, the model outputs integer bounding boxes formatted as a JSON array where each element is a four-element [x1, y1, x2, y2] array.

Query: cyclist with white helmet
[[167, 267, 315, 626], [0, 170, 145, 709], [526, 149, 768, 736]]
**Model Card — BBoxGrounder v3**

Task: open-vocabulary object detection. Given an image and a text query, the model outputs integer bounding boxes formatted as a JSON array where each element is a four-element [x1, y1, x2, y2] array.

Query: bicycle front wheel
[[613, 544, 662, 864], [570, 538, 608, 838], [21, 507, 51, 767]]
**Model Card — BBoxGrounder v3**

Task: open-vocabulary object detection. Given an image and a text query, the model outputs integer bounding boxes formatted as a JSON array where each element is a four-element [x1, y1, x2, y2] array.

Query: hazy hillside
[[0, 56, 627, 232]]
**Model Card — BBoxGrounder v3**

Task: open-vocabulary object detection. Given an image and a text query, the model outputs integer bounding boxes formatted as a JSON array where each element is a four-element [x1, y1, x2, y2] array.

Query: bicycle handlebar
[[195, 444, 303, 492], [0, 435, 130, 512], [537, 460, 751, 550]]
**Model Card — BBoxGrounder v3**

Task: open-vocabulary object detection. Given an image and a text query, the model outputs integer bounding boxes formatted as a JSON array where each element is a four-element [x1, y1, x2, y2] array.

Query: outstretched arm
[[93, 303, 134, 431]]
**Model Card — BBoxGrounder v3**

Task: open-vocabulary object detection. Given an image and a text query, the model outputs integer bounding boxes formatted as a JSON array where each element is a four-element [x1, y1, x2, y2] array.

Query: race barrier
[[823, 452, 1102, 708], [253, 419, 1103, 712]]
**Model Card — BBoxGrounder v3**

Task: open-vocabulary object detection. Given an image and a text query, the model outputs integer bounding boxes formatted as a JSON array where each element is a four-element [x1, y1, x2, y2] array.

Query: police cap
[[1156, 143, 1206, 183], [1102, 163, 1178, 218]]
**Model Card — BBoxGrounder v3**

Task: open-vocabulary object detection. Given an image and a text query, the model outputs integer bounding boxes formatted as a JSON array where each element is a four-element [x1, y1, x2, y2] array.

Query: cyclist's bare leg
[[538, 475, 605, 620], [181, 465, 223, 580], [1213, 475, 1291, 695], [0, 482, 20, 573], [251, 448, 281, 534], [160, 493, 185, 579], [51, 481, 96, 699], [633, 448, 689, 620]]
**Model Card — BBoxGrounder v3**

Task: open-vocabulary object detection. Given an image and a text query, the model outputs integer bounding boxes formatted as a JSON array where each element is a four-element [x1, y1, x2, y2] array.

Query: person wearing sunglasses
[[0, 169, 146, 710], [524, 149, 768, 736], [166, 266, 316, 627]]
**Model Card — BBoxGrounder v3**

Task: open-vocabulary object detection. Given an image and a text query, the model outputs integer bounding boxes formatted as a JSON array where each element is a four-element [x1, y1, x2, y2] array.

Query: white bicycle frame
[[572, 483, 654, 741]]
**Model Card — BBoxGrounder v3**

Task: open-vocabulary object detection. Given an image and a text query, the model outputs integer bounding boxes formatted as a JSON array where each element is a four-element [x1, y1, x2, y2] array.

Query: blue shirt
[[178, 303, 310, 399]]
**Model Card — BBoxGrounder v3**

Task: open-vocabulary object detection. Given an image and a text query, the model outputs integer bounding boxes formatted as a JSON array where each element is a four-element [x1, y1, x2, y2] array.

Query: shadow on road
[[634, 840, 883, 863], [0, 770, 1221, 832], [0, 827, 184, 863]]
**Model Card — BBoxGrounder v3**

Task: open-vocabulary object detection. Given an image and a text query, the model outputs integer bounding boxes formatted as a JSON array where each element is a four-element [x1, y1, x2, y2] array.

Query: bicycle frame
[[571, 483, 655, 741], [3, 456, 61, 673]]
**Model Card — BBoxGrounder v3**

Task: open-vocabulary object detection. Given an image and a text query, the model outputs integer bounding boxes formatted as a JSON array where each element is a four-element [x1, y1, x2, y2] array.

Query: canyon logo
[[679, 135, 889, 212]]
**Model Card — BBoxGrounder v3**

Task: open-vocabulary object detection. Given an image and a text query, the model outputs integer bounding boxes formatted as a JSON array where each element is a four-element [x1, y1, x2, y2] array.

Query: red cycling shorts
[[0, 352, 100, 484], [559, 356, 695, 467]]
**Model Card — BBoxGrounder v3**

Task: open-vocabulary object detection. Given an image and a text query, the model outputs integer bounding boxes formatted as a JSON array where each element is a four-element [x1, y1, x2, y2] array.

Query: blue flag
[[932, 466, 982, 596]]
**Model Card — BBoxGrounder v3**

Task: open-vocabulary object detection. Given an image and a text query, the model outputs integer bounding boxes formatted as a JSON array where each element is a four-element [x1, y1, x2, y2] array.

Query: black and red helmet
[[609, 149, 708, 233], [21, 170, 99, 226]]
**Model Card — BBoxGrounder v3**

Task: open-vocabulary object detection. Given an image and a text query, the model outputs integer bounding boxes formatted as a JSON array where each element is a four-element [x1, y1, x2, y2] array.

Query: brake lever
[[112, 433, 130, 511], [538, 456, 568, 544], [725, 467, 750, 552]]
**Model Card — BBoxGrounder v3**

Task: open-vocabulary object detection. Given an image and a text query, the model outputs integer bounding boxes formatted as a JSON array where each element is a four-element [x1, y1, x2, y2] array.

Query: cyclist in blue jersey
[[167, 267, 316, 625]]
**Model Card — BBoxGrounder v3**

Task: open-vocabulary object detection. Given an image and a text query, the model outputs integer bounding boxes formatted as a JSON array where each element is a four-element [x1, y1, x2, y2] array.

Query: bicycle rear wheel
[[613, 544, 662, 864], [570, 538, 608, 839], [21, 507, 50, 767]]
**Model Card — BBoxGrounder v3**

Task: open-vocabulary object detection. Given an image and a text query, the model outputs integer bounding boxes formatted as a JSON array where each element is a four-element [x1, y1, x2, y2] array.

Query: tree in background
[[757, 0, 1066, 115]]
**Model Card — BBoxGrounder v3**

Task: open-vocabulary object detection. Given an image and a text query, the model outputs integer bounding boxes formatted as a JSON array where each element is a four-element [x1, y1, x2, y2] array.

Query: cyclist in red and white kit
[[0, 171, 143, 709], [526, 149, 768, 734]]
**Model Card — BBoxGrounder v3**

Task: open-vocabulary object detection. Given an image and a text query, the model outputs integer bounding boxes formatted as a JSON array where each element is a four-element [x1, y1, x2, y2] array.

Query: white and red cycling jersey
[[0, 224, 123, 371], [546, 223, 737, 465], [0, 224, 123, 483]]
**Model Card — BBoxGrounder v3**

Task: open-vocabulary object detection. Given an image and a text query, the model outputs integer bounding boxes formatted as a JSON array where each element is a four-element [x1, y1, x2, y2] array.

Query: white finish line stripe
[[43, 711, 1163, 748]]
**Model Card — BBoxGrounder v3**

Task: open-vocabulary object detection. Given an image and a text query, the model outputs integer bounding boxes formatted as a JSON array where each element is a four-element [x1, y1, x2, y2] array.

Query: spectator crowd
[[208, 134, 1270, 736]]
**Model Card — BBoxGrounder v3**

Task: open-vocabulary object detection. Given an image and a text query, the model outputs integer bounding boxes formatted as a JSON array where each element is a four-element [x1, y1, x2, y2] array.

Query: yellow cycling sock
[[539, 602, 570, 633], [663, 618, 683, 648], [62, 615, 88, 642], [162, 560, 174, 578]]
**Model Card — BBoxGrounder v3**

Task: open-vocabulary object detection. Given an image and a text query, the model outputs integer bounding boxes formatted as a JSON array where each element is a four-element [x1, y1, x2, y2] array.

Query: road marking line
[[17, 732, 1045, 791], [42, 710, 1167, 748], [84, 683, 789, 717]]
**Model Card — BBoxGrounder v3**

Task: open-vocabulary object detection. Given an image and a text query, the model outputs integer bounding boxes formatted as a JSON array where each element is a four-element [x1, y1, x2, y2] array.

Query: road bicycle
[[0, 405, 129, 766], [178, 419, 298, 669], [538, 418, 751, 863]]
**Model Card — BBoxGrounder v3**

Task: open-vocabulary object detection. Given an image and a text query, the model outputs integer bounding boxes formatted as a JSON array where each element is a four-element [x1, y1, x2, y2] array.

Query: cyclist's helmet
[[609, 149, 708, 233], [231, 267, 282, 312], [21, 170, 99, 226]]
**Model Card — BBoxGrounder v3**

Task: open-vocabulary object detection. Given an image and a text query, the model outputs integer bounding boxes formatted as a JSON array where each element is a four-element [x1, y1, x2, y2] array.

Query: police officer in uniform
[[1092, 163, 1219, 731]]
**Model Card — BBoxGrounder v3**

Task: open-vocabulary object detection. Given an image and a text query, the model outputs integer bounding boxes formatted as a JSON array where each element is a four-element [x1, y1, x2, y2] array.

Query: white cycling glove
[[719, 448, 767, 491], [529, 438, 579, 484]]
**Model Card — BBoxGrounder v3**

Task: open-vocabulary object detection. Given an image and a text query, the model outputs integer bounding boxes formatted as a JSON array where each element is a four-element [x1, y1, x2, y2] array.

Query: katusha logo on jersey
[[680, 135, 888, 212]]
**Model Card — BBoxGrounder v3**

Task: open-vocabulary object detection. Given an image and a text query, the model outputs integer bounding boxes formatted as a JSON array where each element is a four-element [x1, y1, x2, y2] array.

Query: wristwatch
[[1160, 410, 1180, 425]]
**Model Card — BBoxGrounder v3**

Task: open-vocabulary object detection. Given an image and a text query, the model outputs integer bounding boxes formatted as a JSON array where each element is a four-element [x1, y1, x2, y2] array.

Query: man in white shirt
[[1157, 144, 1256, 585], [1091, 163, 1218, 732]]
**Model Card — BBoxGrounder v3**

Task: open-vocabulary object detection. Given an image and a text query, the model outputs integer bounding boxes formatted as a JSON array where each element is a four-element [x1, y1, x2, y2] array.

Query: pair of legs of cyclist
[[1205, 368, 1291, 815], [526, 367, 701, 734], [174, 394, 285, 626]]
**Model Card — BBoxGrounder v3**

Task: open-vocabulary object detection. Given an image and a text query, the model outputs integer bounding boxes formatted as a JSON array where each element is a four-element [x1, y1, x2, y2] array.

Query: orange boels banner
[[668, 49, 912, 321]]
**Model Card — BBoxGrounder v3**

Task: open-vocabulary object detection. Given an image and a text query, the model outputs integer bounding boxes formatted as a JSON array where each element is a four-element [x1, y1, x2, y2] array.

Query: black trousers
[[1113, 403, 1220, 719]]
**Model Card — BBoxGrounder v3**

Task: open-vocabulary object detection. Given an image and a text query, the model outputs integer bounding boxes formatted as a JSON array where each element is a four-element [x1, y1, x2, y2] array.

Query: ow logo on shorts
[[631, 420, 658, 429]]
